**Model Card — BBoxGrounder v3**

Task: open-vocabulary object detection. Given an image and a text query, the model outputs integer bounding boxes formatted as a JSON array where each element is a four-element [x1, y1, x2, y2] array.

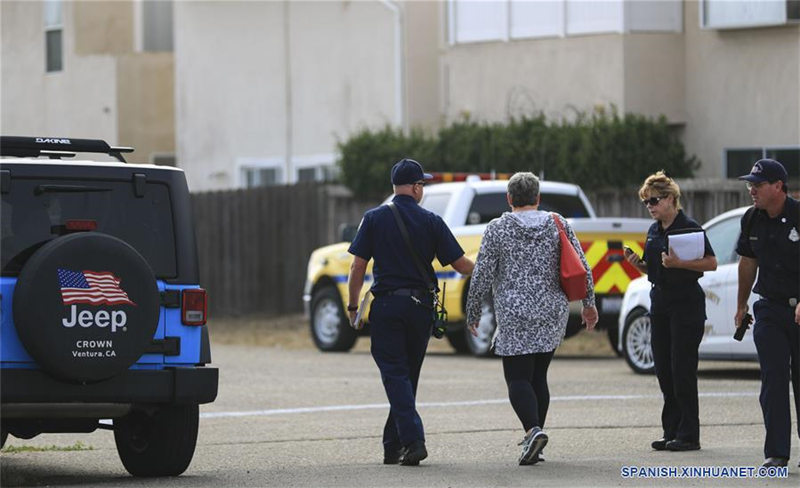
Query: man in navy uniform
[[735, 158, 800, 468], [347, 158, 474, 466]]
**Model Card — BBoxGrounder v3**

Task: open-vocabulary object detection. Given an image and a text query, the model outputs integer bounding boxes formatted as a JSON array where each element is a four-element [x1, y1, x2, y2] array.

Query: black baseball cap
[[390, 158, 433, 185], [738, 158, 787, 184]]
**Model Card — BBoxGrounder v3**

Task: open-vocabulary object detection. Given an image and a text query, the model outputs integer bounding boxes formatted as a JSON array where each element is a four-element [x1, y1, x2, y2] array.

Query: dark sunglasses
[[641, 196, 664, 206], [413, 181, 426, 187]]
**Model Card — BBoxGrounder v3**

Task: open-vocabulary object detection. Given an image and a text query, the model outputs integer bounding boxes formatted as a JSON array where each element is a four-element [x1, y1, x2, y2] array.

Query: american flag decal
[[57, 269, 136, 306]]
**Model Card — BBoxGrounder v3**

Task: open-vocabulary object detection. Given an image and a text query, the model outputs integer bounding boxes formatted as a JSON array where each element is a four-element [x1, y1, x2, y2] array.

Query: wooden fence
[[588, 178, 755, 223], [193, 179, 764, 317], [192, 183, 371, 317]]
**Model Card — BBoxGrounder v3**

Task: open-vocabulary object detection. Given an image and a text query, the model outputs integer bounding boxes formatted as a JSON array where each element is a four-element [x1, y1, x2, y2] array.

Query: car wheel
[[114, 404, 199, 477], [464, 300, 495, 357], [622, 308, 655, 374], [564, 314, 583, 338], [445, 327, 469, 354], [607, 325, 622, 357], [310, 286, 357, 352]]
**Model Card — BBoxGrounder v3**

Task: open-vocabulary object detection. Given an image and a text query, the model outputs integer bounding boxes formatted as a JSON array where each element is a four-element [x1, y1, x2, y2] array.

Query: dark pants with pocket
[[752, 298, 800, 459], [650, 283, 705, 443], [369, 294, 433, 453]]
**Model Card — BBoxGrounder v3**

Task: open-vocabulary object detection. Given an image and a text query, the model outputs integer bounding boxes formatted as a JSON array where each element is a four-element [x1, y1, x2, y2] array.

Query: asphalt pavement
[[1, 340, 797, 487]]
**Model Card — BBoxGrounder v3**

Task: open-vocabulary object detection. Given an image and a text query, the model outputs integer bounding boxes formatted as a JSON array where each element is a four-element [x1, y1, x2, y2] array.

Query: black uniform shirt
[[735, 196, 800, 301], [644, 210, 715, 287], [348, 194, 464, 294]]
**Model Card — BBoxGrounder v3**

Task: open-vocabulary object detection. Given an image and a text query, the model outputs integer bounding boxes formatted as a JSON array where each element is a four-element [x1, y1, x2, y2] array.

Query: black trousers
[[502, 351, 555, 432], [752, 298, 800, 459], [649, 284, 705, 443], [369, 294, 432, 452]]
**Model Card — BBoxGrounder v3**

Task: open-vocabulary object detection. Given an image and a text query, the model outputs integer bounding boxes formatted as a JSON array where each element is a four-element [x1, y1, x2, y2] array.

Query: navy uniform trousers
[[752, 298, 800, 459], [649, 284, 705, 443], [369, 294, 433, 452]]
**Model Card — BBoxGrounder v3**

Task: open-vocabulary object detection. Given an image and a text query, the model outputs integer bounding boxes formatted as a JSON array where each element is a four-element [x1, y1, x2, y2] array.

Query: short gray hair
[[507, 172, 540, 207]]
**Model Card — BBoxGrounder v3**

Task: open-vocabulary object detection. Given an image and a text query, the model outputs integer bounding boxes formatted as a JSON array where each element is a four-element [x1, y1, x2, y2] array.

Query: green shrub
[[337, 109, 698, 201]]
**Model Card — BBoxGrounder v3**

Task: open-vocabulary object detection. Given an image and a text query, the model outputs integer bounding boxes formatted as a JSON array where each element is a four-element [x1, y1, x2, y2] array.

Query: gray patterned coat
[[465, 210, 595, 356]]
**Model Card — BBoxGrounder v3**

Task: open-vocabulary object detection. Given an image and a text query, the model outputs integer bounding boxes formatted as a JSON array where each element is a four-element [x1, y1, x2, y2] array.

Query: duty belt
[[375, 288, 429, 299], [763, 296, 799, 307]]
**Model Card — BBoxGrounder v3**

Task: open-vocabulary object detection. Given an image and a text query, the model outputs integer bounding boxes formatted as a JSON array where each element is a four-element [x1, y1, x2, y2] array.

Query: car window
[[419, 193, 451, 217], [705, 214, 741, 265], [465, 192, 590, 224], [1, 178, 177, 277]]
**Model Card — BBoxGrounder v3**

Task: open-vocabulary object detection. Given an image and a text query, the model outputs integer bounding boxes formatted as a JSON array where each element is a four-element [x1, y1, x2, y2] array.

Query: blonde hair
[[638, 171, 681, 210]]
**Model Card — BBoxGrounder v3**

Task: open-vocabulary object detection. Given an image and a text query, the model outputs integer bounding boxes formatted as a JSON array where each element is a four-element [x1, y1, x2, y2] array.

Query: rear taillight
[[65, 219, 98, 231], [182, 288, 207, 325]]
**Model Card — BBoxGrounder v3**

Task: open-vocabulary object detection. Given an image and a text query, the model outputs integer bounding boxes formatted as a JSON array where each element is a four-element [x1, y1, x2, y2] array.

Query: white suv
[[617, 206, 758, 374]]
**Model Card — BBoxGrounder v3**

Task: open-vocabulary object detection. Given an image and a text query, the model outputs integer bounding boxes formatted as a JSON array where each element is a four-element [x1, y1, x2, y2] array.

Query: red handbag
[[552, 213, 588, 301]]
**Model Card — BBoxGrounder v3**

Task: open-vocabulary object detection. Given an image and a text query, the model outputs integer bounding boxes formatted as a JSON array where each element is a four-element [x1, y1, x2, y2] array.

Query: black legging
[[502, 351, 555, 432]]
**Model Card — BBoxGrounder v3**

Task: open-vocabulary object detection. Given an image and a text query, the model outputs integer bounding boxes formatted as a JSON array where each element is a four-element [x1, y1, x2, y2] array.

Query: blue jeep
[[0, 136, 218, 476]]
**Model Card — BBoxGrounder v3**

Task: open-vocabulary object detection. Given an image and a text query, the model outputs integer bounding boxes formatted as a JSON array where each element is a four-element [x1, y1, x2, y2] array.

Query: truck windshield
[[1, 179, 176, 277], [467, 192, 589, 224]]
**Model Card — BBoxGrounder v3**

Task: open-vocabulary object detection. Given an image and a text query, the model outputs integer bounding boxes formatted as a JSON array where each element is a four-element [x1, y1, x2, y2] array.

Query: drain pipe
[[379, 0, 406, 131]]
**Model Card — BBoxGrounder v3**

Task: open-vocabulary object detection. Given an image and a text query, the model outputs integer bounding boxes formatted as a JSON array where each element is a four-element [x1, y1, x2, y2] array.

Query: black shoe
[[400, 440, 428, 466], [761, 457, 788, 468], [665, 439, 701, 451], [383, 449, 402, 465], [651, 438, 671, 451]]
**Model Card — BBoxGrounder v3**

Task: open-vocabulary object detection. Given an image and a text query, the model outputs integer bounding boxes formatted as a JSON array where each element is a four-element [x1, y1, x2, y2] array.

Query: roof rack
[[0, 136, 134, 163]]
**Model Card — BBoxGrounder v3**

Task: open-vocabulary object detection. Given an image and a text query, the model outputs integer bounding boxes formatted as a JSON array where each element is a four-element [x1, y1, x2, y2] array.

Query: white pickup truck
[[303, 178, 652, 356]]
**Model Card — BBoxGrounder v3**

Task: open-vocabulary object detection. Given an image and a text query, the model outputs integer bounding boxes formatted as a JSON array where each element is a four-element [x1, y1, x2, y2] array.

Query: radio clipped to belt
[[388, 203, 448, 339]]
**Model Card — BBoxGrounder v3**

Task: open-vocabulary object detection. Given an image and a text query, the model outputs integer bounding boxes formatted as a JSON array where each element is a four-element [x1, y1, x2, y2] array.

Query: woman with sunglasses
[[624, 171, 717, 452]]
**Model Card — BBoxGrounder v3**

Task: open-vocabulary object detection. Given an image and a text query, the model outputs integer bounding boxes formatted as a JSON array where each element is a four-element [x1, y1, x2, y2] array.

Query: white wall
[[1, 1, 118, 142], [683, 0, 800, 177], [174, 1, 398, 191]]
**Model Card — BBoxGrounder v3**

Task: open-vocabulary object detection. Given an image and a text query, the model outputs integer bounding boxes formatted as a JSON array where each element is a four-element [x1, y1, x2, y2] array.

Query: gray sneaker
[[519, 427, 548, 465]]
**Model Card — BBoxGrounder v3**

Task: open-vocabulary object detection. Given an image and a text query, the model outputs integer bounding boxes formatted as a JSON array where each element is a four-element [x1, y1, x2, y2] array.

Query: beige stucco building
[[1, 0, 174, 165], [2, 1, 798, 190]]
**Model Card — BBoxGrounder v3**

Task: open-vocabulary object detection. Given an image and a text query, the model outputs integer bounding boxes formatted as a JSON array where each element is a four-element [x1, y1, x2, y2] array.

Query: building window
[[701, 0, 800, 30], [150, 153, 176, 166], [242, 167, 281, 188], [726, 147, 800, 178], [141, 0, 173, 52], [447, 0, 681, 44], [44, 0, 63, 72], [297, 167, 317, 183]]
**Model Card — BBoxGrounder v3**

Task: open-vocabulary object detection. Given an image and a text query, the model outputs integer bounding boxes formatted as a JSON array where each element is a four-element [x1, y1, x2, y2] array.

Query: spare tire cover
[[13, 232, 159, 383]]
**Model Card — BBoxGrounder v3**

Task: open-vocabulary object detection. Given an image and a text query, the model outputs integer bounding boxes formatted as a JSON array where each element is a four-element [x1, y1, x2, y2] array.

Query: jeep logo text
[[62, 305, 127, 332]]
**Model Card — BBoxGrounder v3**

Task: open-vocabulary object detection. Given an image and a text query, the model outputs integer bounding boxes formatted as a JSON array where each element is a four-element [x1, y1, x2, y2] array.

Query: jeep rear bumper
[[0, 367, 218, 411]]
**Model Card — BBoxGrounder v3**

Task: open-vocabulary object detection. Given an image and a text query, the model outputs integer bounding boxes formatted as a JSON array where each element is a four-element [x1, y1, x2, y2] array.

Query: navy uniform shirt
[[735, 196, 800, 302], [348, 194, 465, 294], [644, 210, 715, 287]]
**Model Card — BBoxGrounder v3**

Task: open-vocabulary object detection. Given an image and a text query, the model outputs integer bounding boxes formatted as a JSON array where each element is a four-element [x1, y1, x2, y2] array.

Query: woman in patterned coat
[[465, 171, 598, 465]]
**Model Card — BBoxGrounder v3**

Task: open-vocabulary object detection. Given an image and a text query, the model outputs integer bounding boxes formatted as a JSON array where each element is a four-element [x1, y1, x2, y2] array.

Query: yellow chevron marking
[[594, 263, 634, 293], [583, 241, 607, 268]]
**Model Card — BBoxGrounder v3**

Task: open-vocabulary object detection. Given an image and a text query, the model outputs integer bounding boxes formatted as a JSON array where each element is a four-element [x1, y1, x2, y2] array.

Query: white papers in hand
[[668, 232, 704, 260], [353, 291, 371, 330]]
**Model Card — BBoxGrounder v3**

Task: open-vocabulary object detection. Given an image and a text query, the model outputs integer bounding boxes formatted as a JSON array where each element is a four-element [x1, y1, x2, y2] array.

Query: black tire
[[114, 404, 199, 477], [445, 327, 470, 354], [607, 325, 622, 357], [310, 286, 357, 352], [12, 233, 160, 383], [622, 308, 655, 374], [1, 429, 7, 449], [564, 314, 583, 338]]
